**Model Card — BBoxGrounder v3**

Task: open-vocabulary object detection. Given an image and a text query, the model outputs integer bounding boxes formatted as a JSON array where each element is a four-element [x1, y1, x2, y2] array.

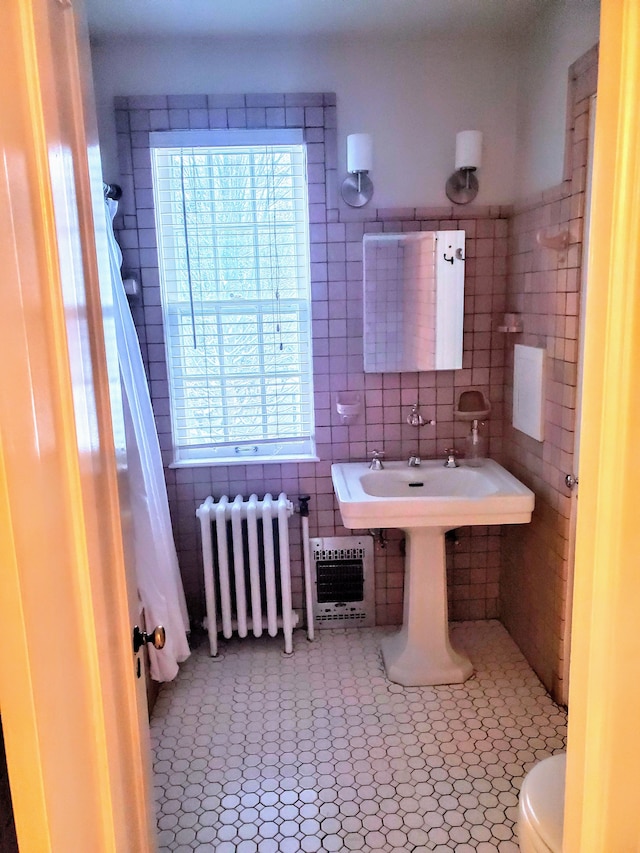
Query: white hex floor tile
[[150, 621, 566, 851]]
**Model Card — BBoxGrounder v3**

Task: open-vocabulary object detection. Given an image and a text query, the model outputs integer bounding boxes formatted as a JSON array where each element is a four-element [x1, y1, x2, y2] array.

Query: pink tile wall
[[113, 93, 510, 630], [500, 45, 598, 703]]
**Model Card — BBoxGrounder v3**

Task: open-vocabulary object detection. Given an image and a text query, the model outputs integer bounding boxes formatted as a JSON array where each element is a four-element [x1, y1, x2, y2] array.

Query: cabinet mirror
[[363, 230, 465, 372]]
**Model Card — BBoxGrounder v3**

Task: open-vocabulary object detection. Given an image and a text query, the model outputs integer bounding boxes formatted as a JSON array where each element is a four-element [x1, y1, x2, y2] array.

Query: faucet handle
[[369, 449, 385, 469], [443, 448, 460, 468]]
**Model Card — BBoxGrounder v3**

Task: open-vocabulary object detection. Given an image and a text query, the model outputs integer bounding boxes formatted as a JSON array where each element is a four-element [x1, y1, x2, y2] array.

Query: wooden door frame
[[564, 0, 640, 848], [0, 0, 155, 849]]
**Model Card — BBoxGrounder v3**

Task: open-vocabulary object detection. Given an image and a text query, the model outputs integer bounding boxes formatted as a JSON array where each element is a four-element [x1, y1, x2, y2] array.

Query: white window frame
[[150, 129, 316, 466]]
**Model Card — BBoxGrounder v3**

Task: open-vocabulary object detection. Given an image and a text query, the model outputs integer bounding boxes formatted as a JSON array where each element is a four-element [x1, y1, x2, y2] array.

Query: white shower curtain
[[105, 198, 190, 681]]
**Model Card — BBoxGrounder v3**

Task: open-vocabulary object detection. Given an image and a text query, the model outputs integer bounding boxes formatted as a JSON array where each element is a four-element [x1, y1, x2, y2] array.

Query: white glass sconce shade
[[342, 133, 374, 207], [455, 130, 483, 170], [347, 133, 373, 173], [446, 130, 483, 205]]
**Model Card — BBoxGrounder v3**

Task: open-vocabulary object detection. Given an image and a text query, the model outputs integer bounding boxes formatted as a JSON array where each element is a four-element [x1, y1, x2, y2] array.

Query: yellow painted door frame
[[0, 0, 156, 849], [565, 0, 640, 849]]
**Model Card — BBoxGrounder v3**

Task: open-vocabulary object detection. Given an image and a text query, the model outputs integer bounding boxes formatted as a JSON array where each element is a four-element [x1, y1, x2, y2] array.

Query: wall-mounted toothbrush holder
[[336, 392, 362, 424], [406, 402, 435, 428]]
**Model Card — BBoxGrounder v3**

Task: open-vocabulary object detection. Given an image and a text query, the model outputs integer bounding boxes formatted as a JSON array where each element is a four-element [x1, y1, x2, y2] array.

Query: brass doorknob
[[132, 624, 166, 654]]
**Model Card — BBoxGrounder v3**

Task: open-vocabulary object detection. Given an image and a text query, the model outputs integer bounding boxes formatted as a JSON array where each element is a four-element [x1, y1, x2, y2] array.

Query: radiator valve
[[298, 495, 311, 517]]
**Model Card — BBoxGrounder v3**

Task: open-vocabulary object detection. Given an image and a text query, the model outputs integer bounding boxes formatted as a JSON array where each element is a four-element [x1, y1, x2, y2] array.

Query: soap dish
[[336, 392, 362, 424], [454, 389, 491, 421]]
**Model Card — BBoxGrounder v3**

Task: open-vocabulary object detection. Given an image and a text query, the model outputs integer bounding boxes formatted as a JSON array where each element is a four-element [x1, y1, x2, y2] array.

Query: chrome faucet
[[444, 448, 460, 468], [408, 455, 421, 467], [369, 450, 385, 470], [406, 403, 425, 427]]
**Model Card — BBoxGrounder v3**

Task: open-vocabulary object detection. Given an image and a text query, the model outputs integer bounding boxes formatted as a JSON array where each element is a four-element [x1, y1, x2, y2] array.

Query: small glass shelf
[[497, 313, 523, 333]]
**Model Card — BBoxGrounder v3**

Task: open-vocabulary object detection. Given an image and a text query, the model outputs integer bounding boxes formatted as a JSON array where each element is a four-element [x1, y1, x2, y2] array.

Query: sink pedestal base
[[380, 527, 473, 686]]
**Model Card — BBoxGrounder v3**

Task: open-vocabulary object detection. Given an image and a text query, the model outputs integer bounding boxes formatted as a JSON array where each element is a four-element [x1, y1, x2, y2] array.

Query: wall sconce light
[[445, 130, 483, 205], [341, 133, 374, 207]]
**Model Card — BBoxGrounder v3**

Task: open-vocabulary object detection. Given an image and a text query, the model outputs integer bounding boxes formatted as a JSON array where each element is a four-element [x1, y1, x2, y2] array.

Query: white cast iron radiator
[[196, 493, 298, 656]]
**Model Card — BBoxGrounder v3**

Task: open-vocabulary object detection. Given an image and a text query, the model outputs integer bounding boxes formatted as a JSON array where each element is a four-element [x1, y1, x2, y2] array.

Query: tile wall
[[113, 92, 511, 631], [500, 45, 598, 703]]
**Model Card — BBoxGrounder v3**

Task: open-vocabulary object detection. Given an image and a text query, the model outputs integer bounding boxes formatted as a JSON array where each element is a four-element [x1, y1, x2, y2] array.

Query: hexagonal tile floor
[[150, 621, 566, 852]]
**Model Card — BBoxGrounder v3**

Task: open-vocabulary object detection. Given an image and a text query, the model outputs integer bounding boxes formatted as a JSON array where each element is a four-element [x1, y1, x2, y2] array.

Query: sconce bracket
[[445, 168, 479, 205], [341, 172, 374, 208]]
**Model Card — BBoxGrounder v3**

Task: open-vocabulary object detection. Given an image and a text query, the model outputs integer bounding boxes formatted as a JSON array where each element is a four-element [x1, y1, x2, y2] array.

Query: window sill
[[169, 455, 320, 469]]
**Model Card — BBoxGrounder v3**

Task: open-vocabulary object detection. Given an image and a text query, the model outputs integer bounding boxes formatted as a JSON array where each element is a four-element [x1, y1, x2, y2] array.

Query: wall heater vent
[[310, 536, 375, 628]]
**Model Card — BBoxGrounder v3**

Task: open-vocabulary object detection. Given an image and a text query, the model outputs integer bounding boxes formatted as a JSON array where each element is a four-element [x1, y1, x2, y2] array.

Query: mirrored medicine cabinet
[[363, 230, 465, 372]]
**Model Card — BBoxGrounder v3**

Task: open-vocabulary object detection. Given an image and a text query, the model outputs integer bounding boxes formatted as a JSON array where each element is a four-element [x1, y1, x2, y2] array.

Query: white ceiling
[[85, 0, 551, 41]]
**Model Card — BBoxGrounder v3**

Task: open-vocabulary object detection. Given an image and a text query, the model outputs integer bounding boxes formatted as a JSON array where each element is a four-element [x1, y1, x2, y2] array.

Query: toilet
[[517, 753, 566, 852]]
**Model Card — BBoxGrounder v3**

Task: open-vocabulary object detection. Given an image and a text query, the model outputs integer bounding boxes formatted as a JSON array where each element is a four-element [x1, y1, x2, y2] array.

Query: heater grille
[[310, 537, 375, 627]]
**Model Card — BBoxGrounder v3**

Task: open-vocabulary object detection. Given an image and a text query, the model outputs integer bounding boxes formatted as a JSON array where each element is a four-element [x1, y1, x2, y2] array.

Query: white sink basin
[[360, 465, 496, 498], [331, 458, 535, 687], [332, 459, 534, 530]]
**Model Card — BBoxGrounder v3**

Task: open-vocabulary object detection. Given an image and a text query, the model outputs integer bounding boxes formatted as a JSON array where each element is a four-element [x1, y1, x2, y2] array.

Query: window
[[150, 130, 315, 465]]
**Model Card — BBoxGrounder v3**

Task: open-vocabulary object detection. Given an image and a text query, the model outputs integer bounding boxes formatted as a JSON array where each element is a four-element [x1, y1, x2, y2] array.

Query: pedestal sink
[[331, 459, 534, 686]]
